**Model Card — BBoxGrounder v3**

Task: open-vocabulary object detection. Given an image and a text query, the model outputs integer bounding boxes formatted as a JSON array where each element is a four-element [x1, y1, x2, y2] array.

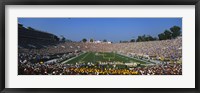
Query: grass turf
[[63, 52, 148, 65]]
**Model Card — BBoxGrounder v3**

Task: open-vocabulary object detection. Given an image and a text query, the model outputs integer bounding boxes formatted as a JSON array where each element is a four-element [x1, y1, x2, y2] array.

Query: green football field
[[62, 52, 149, 66]]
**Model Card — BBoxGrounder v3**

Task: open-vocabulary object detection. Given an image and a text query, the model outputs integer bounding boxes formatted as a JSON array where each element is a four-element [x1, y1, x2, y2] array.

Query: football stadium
[[18, 18, 182, 75]]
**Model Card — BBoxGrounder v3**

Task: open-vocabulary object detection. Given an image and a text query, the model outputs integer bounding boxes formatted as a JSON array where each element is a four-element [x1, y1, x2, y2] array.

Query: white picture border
[[5, 5, 195, 88]]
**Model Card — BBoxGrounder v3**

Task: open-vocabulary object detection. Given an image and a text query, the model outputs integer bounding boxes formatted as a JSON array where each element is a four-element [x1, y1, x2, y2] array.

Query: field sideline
[[62, 52, 149, 65]]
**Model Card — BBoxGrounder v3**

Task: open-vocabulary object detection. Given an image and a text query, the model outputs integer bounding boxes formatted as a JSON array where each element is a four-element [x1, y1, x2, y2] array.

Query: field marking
[[62, 52, 154, 66], [79, 52, 90, 63], [116, 53, 155, 65], [61, 52, 86, 64], [102, 52, 115, 61]]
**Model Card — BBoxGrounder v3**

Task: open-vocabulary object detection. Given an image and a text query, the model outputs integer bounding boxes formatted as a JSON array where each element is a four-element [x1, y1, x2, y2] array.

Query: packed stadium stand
[[18, 24, 59, 49]]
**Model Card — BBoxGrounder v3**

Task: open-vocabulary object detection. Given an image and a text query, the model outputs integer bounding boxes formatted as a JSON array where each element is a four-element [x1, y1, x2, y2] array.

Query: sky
[[18, 18, 182, 42]]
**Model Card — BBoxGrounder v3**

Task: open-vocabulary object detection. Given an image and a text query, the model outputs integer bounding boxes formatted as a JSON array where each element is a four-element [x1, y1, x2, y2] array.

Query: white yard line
[[79, 52, 90, 63], [116, 53, 155, 65], [61, 52, 86, 64]]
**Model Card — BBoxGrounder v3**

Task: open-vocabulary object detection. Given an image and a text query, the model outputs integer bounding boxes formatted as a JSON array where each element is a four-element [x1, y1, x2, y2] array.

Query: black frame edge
[[0, 0, 200, 5], [195, 1, 200, 91], [0, 0, 5, 92]]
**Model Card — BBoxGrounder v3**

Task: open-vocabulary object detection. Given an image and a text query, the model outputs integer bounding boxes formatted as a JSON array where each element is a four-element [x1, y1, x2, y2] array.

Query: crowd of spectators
[[18, 61, 182, 75], [18, 24, 59, 49], [114, 37, 182, 62], [20, 37, 181, 61]]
